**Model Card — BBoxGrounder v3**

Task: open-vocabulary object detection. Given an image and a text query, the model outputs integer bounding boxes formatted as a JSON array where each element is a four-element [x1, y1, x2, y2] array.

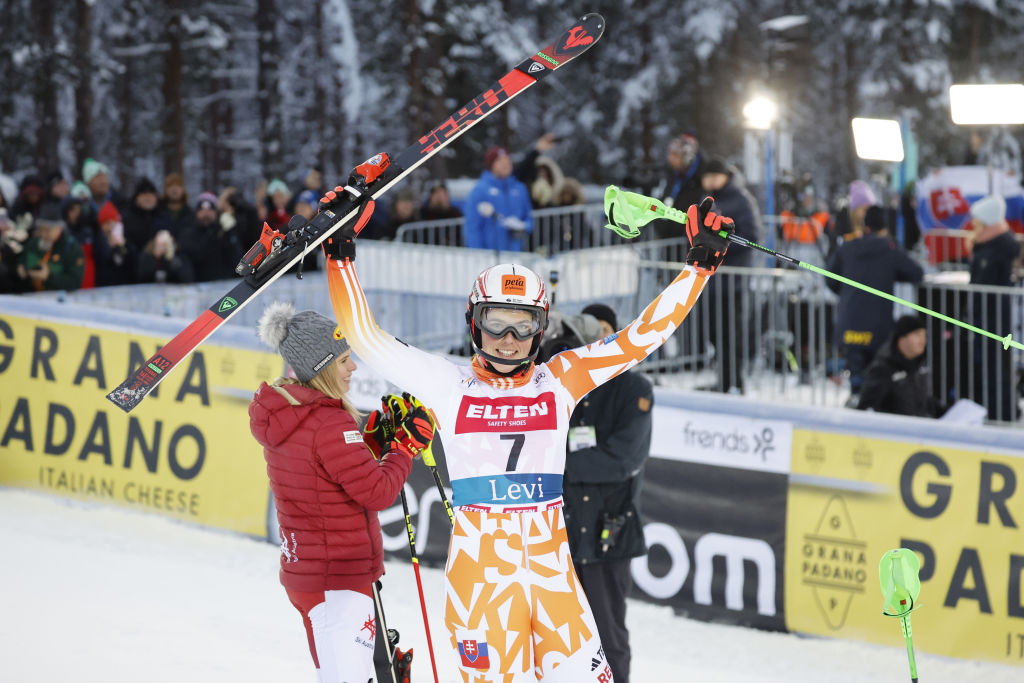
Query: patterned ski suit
[[326, 257, 710, 682]]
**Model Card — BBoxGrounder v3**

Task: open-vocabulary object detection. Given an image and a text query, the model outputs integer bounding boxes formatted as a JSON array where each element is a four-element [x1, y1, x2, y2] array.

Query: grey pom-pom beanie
[[257, 301, 350, 382]]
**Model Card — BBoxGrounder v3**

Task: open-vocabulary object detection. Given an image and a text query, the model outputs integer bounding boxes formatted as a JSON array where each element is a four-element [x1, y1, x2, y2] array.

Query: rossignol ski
[[106, 13, 605, 412]]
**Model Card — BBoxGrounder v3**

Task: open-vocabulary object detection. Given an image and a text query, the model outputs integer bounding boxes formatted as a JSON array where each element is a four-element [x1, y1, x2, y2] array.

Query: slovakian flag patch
[[457, 637, 490, 670]]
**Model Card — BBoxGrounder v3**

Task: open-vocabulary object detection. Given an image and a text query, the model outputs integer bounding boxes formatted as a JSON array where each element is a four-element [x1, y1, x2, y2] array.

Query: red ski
[[106, 13, 605, 412]]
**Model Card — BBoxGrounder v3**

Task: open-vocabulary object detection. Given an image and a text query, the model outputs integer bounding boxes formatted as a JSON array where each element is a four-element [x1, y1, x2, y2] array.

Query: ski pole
[[879, 548, 923, 682], [398, 485, 442, 683], [602, 185, 1024, 352], [371, 581, 400, 683], [391, 393, 455, 527], [419, 439, 455, 527]]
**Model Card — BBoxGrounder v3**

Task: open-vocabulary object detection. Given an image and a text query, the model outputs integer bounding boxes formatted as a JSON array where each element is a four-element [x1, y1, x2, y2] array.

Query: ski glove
[[685, 196, 735, 275], [383, 393, 437, 458], [363, 409, 395, 460]]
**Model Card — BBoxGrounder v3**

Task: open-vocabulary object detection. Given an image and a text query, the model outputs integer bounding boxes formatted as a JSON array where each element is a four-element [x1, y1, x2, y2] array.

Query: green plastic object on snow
[[879, 548, 923, 682], [602, 185, 689, 239]]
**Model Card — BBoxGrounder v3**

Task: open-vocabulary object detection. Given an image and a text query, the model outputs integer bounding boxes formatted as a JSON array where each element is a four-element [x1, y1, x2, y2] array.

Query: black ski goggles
[[474, 304, 547, 341]]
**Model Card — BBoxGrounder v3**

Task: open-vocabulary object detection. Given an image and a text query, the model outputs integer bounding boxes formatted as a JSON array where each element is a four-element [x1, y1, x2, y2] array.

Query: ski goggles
[[474, 304, 547, 341]]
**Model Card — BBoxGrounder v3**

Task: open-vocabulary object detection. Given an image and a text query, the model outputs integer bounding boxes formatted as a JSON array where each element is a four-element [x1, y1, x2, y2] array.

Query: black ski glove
[[685, 196, 735, 274]]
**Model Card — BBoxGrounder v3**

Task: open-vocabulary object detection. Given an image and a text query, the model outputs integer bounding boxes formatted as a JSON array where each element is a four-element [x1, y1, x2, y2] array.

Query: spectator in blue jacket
[[462, 146, 533, 251]]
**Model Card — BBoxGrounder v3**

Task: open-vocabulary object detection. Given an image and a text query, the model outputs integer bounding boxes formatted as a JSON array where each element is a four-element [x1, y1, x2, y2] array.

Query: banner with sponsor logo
[[785, 429, 1024, 666], [628, 407, 793, 629], [0, 312, 279, 536]]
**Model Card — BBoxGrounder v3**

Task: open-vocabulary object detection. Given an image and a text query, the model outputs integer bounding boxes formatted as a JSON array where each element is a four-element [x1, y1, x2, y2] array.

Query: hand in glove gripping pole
[[383, 393, 437, 459], [685, 196, 735, 275]]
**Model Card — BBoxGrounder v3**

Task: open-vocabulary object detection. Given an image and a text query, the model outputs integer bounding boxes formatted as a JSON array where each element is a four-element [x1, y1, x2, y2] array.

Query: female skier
[[325, 198, 734, 682], [249, 301, 432, 682]]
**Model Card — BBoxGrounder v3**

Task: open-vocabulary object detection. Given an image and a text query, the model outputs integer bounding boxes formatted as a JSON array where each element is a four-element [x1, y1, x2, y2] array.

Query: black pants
[[706, 274, 746, 392], [578, 560, 633, 683]]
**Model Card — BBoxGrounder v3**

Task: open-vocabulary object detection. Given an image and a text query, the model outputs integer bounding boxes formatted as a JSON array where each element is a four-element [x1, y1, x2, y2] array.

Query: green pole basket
[[879, 548, 923, 682]]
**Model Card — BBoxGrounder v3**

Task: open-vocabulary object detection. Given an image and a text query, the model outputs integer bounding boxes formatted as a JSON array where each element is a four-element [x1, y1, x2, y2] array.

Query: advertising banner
[[630, 457, 788, 630], [785, 429, 1024, 666], [0, 312, 279, 536]]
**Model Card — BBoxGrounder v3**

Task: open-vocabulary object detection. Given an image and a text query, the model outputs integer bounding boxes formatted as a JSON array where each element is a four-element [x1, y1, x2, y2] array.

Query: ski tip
[[105, 386, 142, 413], [547, 13, 605, 63]]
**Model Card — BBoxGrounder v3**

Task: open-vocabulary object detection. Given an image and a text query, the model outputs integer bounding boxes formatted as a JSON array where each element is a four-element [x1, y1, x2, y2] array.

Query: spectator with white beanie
[[966, 194, 1020, 421]]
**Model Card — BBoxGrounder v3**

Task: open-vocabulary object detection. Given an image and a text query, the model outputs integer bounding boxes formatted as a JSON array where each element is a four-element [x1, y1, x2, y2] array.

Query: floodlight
[[949, 84, 1024, 125], [743, 96, 777, 131], [851, 117, 905, 162]]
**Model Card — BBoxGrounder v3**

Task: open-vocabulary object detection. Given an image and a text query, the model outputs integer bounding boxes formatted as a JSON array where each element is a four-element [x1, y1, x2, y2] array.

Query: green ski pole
[[602, 185, 1024, 352], [879, 548, 923, 682]]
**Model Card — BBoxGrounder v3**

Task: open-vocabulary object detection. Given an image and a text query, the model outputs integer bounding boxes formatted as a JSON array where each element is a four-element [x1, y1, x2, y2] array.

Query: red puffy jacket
[[249, 381, 412, 592]]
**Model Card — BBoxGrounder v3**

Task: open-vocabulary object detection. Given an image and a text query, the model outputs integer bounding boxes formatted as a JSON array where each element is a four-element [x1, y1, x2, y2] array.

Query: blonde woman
[[249, 302, 431, 682]]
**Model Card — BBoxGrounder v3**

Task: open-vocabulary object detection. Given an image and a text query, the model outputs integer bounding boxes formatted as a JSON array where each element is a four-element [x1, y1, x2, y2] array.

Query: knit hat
[[863, 205, 886, 232], [195, 192, 218, 211], [70, 181, 91, 201], [702, 158, 730, 176], [97, 201, 121, 226], [36, 201, 66, 229], [256, 302, 350, 382], [892, 315, 925, 341], [484, 146, 508, 170], [266, 178, 291, 197], [295, 189, 319, 207], [133, 177, 159, 198], [848, 180, 876, 211], [969, 195, 1006, 226], [82, 158, 110, 185], [581, 302, 618, 332]]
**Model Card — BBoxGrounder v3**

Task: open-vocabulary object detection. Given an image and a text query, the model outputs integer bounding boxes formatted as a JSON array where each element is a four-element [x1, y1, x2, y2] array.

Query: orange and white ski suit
[[326, 256, 709, 683]]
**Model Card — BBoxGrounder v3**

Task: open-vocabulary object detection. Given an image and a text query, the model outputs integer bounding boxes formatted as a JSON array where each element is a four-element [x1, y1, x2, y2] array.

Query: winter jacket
[[123, 203, 172, 253], [177, 218, 243, 282], [92, 229, 136, 287], [826, 234, 923, 352], [970, 231, 1019, 288], [857, 337, 944, 418], [249, 381, 412, 593], [17, 232, 85, 292], [704, 176, 764, 267], [563, 370, 653, 565], [462, 170, 533, 251], [652, 154, 706, 240]]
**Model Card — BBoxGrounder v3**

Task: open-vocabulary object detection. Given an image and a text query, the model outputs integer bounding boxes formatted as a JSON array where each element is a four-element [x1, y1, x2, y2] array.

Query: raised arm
[[548, 197, 734, 403], [325, 254, 460, 408]]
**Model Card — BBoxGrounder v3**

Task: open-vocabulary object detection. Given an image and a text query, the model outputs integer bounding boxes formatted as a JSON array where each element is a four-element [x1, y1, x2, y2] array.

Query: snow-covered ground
[[3, 487, 1020, 683]]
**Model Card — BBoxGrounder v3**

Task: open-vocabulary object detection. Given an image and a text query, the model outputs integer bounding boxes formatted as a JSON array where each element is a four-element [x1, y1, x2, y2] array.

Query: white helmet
[[466, 263, 549, 371]]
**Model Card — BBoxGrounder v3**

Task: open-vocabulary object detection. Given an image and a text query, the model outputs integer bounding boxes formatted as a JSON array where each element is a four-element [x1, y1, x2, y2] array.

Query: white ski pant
[[287, 587, 377, 683]]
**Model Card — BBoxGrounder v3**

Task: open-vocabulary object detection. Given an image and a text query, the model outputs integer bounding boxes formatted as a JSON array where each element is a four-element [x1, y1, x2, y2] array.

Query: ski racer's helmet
[[466, 263, 549, 371]]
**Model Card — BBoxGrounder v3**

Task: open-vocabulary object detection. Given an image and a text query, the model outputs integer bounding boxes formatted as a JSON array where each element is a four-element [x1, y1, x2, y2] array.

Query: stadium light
[[949, 84, 1024, 125], [851, 117, 905, 162], [743, 96, 778, 131]]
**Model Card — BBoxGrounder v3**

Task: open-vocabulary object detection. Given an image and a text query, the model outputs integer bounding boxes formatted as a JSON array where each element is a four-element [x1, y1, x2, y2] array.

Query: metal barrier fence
[[25, 225, 1023, 425], [395, 203, 628, 255]]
